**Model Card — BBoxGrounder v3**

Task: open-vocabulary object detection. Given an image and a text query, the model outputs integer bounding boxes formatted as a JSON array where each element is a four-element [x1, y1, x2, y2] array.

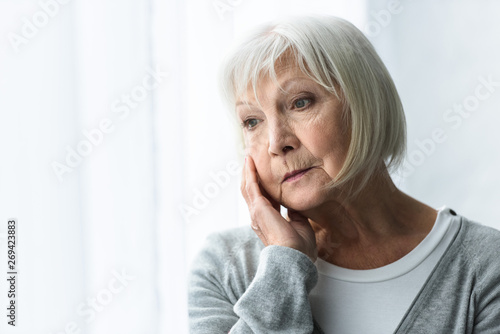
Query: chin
[[281, 188, 328, 212]]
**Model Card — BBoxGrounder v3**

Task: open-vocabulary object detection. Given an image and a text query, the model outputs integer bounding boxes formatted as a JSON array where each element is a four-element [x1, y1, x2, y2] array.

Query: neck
[[299, 168, 437, 268]]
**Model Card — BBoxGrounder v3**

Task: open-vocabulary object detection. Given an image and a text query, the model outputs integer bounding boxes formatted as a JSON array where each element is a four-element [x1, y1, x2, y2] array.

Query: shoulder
[[457, 216, 500, 262], [453, 215, 500, 326], [450, 215, 500, 284]]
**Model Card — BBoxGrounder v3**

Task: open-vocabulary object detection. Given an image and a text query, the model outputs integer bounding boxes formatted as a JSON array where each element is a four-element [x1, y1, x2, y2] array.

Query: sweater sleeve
[[188, 231, 321, 334]]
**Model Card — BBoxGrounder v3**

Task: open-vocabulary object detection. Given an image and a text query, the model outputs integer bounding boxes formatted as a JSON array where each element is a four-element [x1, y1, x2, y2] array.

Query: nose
[[267, 118, 299, 156]]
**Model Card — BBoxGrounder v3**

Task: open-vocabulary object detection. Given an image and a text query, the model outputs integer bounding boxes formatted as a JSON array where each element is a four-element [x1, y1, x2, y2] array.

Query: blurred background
[[0, 0, 499, 333]]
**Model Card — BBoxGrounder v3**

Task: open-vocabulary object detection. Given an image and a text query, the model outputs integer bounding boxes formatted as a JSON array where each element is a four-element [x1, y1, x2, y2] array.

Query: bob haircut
[[219, 15, 406, 200]]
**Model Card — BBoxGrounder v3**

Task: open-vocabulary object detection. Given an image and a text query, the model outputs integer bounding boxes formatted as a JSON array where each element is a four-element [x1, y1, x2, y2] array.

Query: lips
[[283, 167, 314, 182]]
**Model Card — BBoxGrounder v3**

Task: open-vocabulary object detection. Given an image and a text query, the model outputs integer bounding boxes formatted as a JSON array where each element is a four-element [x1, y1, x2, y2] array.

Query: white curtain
[[1, 1, 158, 333], [1, 1, 498, 334]]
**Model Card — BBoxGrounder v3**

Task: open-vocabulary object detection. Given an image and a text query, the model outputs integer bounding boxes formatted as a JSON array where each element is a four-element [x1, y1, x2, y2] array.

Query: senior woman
[[188, 15, 500, 333]]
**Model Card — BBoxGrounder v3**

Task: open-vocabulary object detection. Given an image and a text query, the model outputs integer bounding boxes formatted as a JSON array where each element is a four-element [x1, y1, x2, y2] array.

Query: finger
[[241, 157, 270, 245], [245, 156, 290, 226], [287, 209, 314, 238], [244, 155, 261, 204], [287, 209, 309, 224], [246, 156, 281, 212], [245, 156, 276, 216], [240, 156, 256, 209], [288, 217, 315, 239], [244, 157, 297, 246], [259, 183, 281, 213], [240, 157, 248, 203]]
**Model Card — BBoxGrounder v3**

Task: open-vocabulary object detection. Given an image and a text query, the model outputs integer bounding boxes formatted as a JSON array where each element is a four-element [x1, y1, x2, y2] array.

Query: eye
[[242, 118, 260, 130], [293, 98, 312, 109]]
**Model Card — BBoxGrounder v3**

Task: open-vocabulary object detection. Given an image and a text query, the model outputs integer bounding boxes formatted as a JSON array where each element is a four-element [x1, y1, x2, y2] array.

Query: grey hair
[[218, 14, 406, 200]]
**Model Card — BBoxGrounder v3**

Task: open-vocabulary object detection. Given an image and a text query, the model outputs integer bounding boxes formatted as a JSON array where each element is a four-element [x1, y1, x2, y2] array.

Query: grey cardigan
[[188, 212, 500, 333]]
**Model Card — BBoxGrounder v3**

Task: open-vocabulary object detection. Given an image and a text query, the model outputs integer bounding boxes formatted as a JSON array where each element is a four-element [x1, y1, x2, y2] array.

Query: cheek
[[244, 133, 265, 157], [246, 146, 271, 180], [244, 135, 276, 186], [243, 129, 270, 159], [310, 131, 343, 155], [243, 130, 267, 150], [310, 113, 347, 152], [304, 121, 349, 170]]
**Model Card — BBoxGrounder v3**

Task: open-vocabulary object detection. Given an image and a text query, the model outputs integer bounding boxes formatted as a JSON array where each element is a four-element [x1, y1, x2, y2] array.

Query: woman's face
[[236, 61, 351, 211]]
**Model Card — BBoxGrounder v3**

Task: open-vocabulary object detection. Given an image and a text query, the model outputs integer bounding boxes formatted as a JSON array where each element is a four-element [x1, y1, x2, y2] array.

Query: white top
[[309, 206, 460, 334]]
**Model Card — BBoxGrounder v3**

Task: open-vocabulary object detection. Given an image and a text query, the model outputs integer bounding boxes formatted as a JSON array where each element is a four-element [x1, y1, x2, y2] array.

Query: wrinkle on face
[[236, 56, 349, 211]]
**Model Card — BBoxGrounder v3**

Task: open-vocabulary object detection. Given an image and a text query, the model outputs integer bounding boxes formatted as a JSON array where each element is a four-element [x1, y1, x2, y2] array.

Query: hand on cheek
[[241, 155, 318, 262]]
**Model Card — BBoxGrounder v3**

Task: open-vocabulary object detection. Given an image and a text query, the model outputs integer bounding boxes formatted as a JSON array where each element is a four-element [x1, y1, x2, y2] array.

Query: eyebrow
[[235, 77, 314, 107]]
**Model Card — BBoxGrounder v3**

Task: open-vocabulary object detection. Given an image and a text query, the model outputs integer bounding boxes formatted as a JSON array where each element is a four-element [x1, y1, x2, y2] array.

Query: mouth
[[283, 167, 314, 183]]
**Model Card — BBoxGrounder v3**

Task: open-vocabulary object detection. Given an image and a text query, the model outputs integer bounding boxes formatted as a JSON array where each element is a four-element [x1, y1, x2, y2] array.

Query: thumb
[[287, 209, 309, 224]]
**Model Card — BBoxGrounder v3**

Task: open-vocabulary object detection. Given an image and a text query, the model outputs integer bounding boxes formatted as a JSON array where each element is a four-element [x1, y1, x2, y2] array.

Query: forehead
[[238, 60, 315, 106]]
